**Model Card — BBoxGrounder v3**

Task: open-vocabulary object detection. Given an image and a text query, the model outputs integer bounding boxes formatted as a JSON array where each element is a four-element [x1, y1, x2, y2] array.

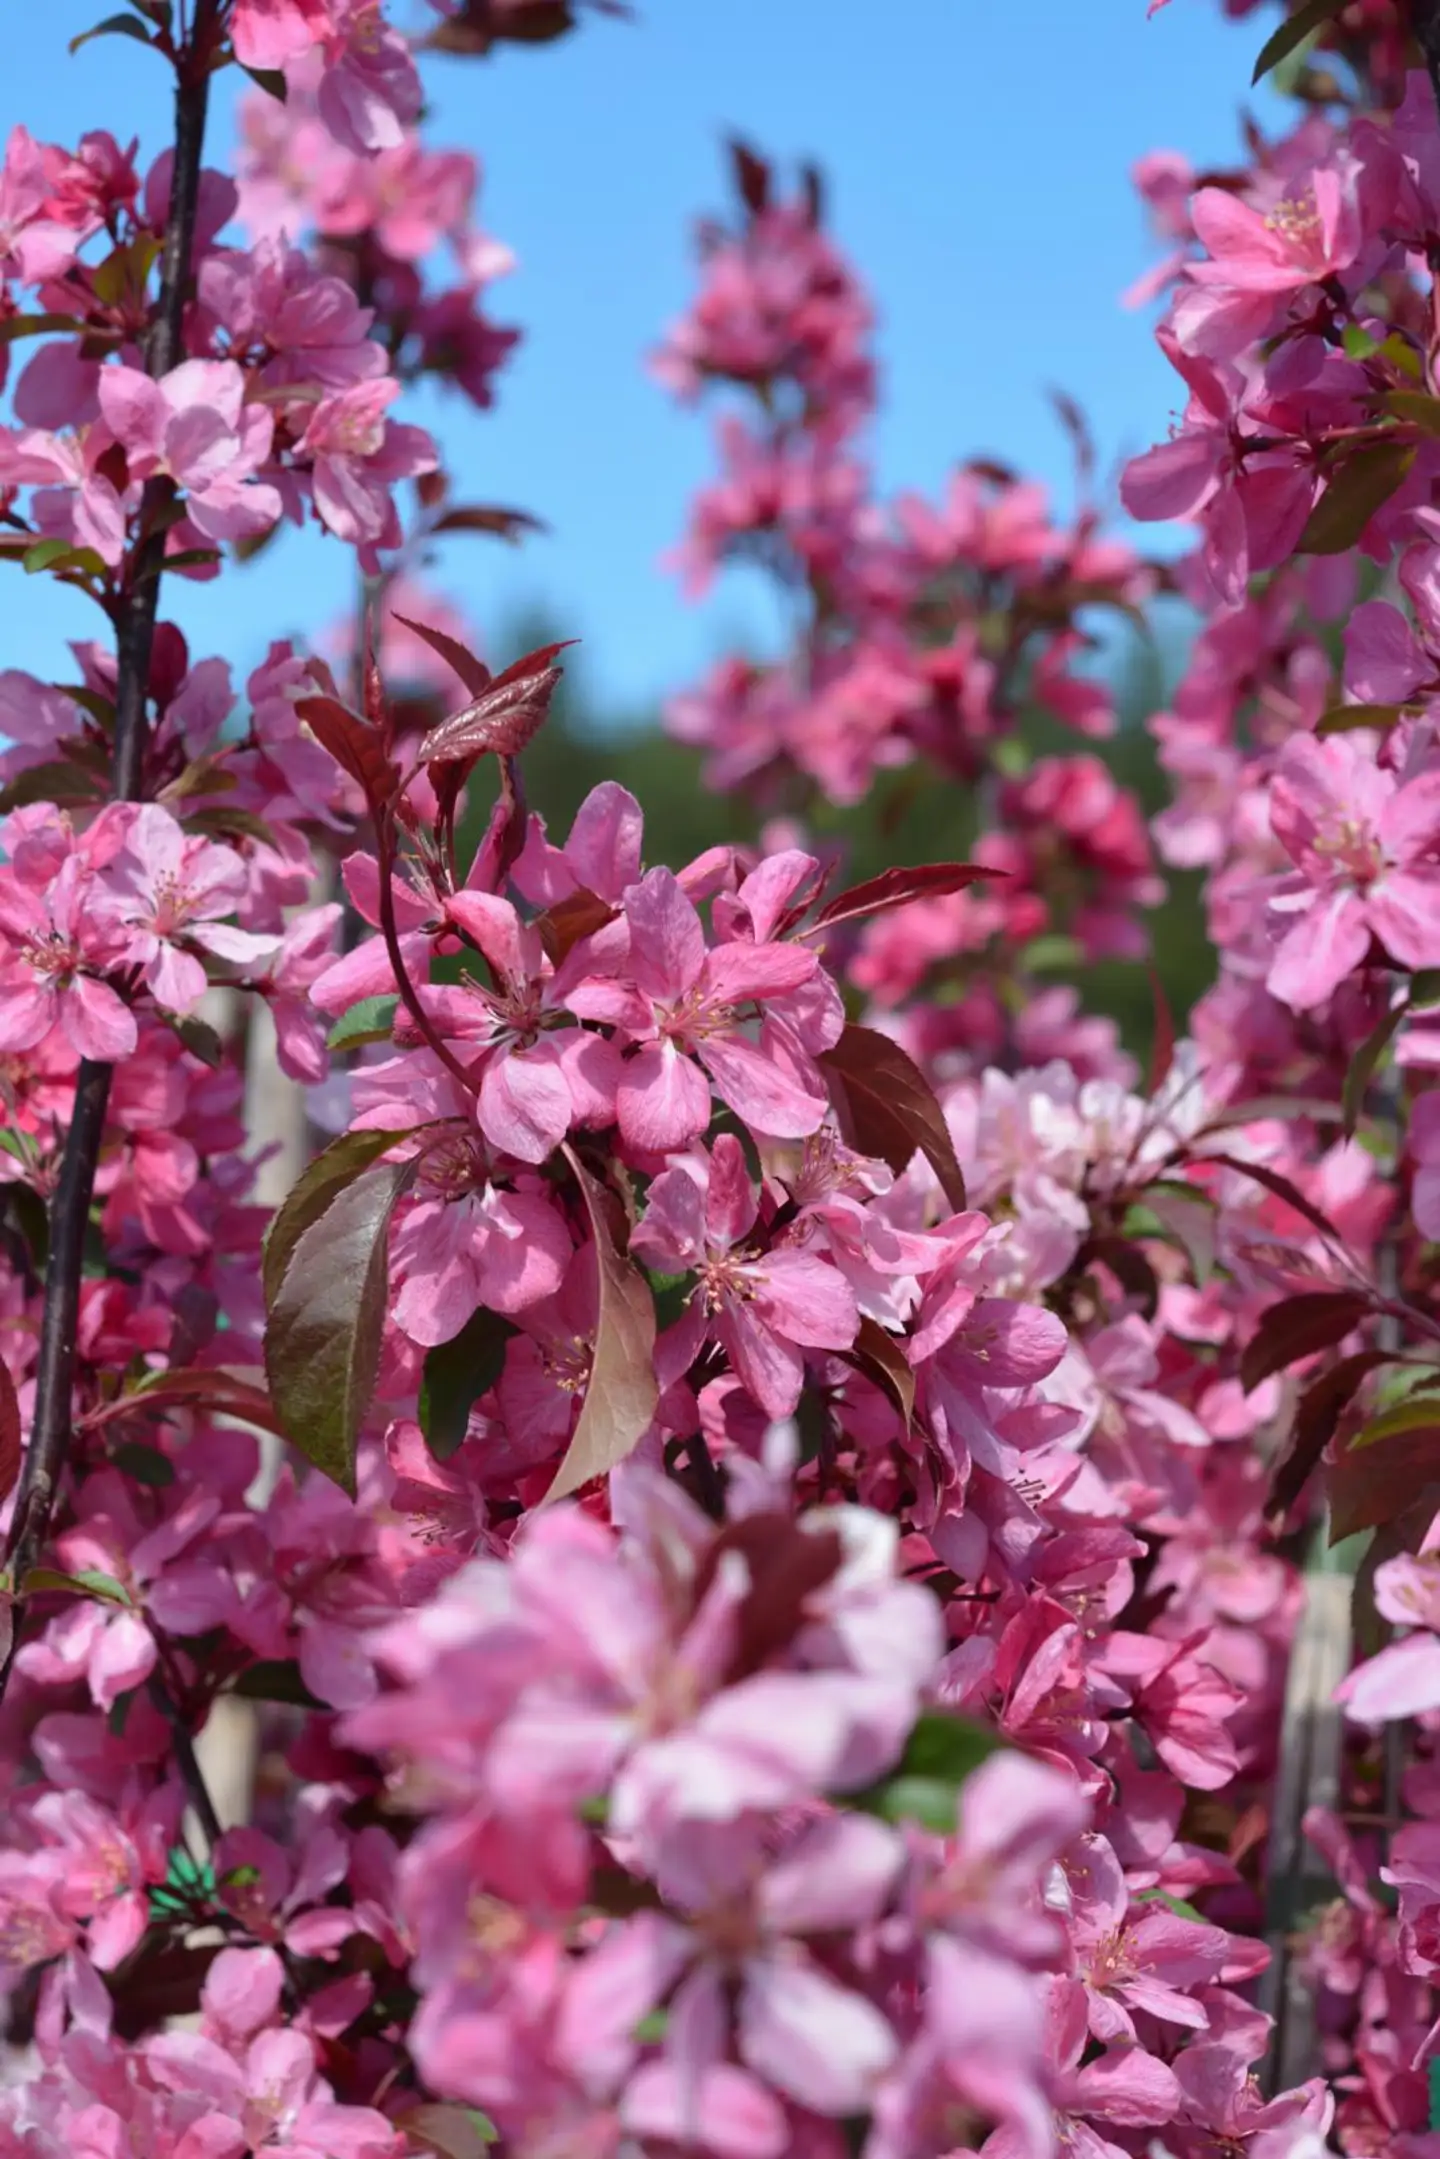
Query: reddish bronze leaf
[[801, 862, 996, 939], [418, 640, 576, 766], [544, 1147, 658, 1503], [841, 1316, 916, 1431], [264, 1156, 417, 1496], [390, 611, 491, 699], [534, 887, 618, 965], [1330, 1413, 1440, 1542], [0, 1358, 19, 1508], [820, 1024, 967, 1211], [1267, 1349, 1392, 1523], [293, 695, 397, 812], [1239, 1289, 1372, 1395]]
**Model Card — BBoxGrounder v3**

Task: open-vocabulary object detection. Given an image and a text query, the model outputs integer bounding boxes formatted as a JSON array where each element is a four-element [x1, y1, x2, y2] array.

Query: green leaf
[[419, 1308, 517, 1460], [1251, 0, 1349, 82], [1298, 441, 1417, 555], [1143, 1180, 1219, 1287], [20, 1566, 131, 1604], [70, 10, 154, 51], [262, 1125, 413, 1310], [110, 1440, 176, 1487], [0, 313, 86, 345], [1349, 1394, 1440, 1448], [182, 805, 280, 848], [264, 1153, 418, 1495], [1316, 702, 1414, 736], [24, 538, 91, 575], [231, 1659, 324, 1709], [852, 1712, 1002, 1830], [1134, 1887, 1205, 1922], [543, 1148, 659, 1503], [327, 995, 400, 1053], [399, 2105, 499, 2158], [159, 548, 222, 573], [0, 761, 105, 814], [239, 63, 288, 99], [170, 1013, 226, 1069], [1383, 390, 1440, 437]]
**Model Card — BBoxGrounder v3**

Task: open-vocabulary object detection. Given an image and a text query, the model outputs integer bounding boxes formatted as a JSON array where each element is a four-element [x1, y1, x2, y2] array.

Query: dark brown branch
[[0, 1, 221, 1696]]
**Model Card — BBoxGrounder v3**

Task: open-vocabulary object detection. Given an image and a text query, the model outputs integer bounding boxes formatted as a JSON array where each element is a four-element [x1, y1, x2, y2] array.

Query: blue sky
[[9, 0, 1292, 715]]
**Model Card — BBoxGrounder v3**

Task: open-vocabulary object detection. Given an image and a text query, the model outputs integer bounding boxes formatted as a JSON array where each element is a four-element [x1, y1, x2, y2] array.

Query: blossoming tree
[[6, 0, 1440, 2150]]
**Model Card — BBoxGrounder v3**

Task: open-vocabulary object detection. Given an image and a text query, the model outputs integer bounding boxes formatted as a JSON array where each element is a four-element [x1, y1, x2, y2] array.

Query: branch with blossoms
[[3, 0, 1435, 2148]]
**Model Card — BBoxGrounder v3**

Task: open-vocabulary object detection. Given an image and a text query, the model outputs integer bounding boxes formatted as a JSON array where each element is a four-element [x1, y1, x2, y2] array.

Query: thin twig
[[0, 1, 221, 1699]]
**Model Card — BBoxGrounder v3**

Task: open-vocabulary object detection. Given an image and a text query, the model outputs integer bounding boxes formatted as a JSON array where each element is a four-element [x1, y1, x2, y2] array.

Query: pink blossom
[[96, 805, 278, 1012], [0, 848, 134, 1061], [570, 866, 828, 1152], [1265, 732, 1440, 1009], [632, 1135, 859, 1418], [298, 376, 437, 554], [97, 360, 282, 544]]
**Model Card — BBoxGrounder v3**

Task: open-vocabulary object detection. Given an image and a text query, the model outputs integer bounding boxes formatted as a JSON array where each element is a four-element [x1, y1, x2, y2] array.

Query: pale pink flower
[[0, 852, 135, 1061], [97, 804, 278, 1013], [298, 377, 437, 554], [632, 1134, 859, 1419], [97, 360, 282, 544], [1265, 732, 1440, 1010], [569, 865, 827, 1152]]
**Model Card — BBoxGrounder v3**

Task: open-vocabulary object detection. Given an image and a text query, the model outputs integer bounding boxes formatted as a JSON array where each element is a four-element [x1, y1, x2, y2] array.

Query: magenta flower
[[390, 1137, 573, 1347], [635, 1813, 904, 2122], [97, 359, 282, 544], [230, 0, 331, 71], [98, 804, 279, 1012], [632, 1134, 859, 1418], [314, 0, 423, 156], [570, 865, 827, 1152], [0, 125, 76, 283], [1065, 1830, 1231, 2041], [1265, 733, 1440, 1010], [0, 853, 135, 1061], [298, 376, 437, 553], [1188, 165, 1363, 295]]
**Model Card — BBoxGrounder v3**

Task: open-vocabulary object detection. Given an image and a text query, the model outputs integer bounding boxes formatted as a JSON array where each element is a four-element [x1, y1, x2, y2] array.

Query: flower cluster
[[5, 0, 1440, 2151]]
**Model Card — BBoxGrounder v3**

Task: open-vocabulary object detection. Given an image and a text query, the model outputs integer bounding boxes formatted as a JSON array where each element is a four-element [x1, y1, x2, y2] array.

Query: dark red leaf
[[431, 504, 546, 543], [730, 137, 771, 215], [264, 1155, 418, 1495], [1267, 1349, 1393, 1523], [534, 887, 618, 965], [1206, 1151, 1348, 1251], [293, 695, 397, 812], [841, 1316, 916, 1431], [417, 641, 576, 766], [801, 862, 996, 939], [390, 611, 491, 700], [1240, 1290, 1373, 1395], [692, 1513, 844, 1681], [544, 1148, 658, 1502], [1147, 963, 1175, 1097], [86, 1367, 286, 1440], [1298, 440, 1415, 555], [0, 1358, 19, 1509], [1330, 1414, 1440, 1542], [820, 1024, 967, 1211], [262, 1127, 416, 1310], [1085, 1234, 1160, 1321]]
